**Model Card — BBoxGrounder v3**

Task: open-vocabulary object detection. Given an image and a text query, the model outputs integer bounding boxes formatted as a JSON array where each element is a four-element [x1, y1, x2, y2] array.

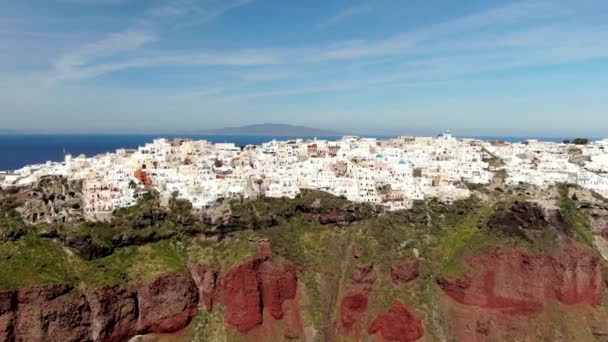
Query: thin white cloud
[[150, 6, 187, 17], [318, 3, 376, 29], [231, 79, 445, 99], [48, 46, 285, 82], [50, 30, 157, 81], [57, 0, 134, 5], [46, 0, 573, 82], [237, 68, 297, 82], [311, 0, 567, 62], [170, 86, 226, 99], [168, 0, 256, 28], [36, 0, 608, 98]]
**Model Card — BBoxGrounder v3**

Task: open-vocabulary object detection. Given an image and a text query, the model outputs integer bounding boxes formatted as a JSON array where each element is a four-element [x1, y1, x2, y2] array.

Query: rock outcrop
[[437, 245, 602, 314], [391, 259, 420, 285], [0, 273, 199, 342], [368, 301, 425, 342], [219, 252, 299, 334], [339, 291, 370, 337], [192, 265, 218, 312], [16, 176, 84, 225], [351, 263, 376, 285], [137, 273, 199, 334], [87, 284, 138, 342]]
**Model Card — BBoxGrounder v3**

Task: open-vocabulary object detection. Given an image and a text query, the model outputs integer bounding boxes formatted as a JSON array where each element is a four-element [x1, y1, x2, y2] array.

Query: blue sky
[[1, 0, 608, 137]]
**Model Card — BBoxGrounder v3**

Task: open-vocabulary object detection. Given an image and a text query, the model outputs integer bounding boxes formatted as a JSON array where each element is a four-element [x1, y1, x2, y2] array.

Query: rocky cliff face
[[1, 185, 608, 342], [14, 176, 84, 225], [1, 237, 607, 342], [0, 241, 305, 342], [0, 273, 199, 342], [437, 245, 602, 313], [434, 245, 607, 340]]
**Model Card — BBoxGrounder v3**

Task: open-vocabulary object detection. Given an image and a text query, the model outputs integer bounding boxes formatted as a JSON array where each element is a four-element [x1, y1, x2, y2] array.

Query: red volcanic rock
[[220, 259, 264, 333], [319, 209, 344, 225], [15, 284, 92, 342], [351, 263, 376, 284], [339, 292, 369, 336], [137, 273, 199, 334], [0, 272, 205, 342], [87, 284, 138, 342], [436, 246, 602, 314], [220, 256, 299, 333], [193, 265, 218, 312], [368, 301, 424, 342], [0, 291, 16, 342], [259, 262, 287, 320], [391, 259, 420, 285]]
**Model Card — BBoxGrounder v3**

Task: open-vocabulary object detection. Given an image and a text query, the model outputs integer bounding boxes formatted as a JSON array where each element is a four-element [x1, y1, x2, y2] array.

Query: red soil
[[391, 259, 420, 285], [339, 291, 370, 336], [368, 301, 424, 342]]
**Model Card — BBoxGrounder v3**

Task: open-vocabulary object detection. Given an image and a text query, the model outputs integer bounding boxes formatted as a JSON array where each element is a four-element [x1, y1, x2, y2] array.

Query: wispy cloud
[[16, 0, 608, 116], [56, 0, 134, 5], [149, 6, 187, 17], [50, 30, 157, 80], [317, 2, 376, 29], [312, 0, 568, 61], [237, 68, 297, 82], [159, 0, 256, 28], [43, 0, 608, 86]]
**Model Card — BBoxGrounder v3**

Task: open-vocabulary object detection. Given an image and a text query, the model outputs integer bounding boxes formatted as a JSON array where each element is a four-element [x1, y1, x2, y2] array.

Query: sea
[[0, 134, 578, 171]]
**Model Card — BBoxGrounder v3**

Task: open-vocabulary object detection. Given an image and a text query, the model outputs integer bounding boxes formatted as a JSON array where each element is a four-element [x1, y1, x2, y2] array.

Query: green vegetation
[[482, 148, 506, 168], [0, 195, 30, 241], [558, 185, 594, 249], [494, 168, 509, 181], [257, 219, 352, 331], [229, 189, 358, 225], [0, 233, 188, 291], [187, 231, 259, 269], [0, 233, 78, 290], [56, 192, 205, 260], [432, 204, 493, 278], [572, 138, 590, 145], [77, 238, 188, 286]]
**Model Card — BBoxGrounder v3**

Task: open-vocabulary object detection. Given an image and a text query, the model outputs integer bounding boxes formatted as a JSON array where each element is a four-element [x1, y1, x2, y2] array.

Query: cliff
[[1, 182, 608, 341]]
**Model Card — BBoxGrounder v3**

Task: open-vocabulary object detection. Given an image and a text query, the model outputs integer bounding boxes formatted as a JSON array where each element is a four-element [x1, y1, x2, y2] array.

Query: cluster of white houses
[[2, 133, 608, 220]]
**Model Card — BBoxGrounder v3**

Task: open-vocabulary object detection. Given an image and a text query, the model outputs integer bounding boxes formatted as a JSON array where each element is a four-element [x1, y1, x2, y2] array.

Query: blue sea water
[[0, 134, 573, 171], [0, 134, 345, 171]]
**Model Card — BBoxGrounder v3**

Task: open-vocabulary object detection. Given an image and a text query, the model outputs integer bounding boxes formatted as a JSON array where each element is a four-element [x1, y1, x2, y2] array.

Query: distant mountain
[[196, 123, 344, 136]]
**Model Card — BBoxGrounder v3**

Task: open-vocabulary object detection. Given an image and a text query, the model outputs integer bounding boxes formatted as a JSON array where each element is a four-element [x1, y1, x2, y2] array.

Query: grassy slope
[[0, 235, 188, 290]]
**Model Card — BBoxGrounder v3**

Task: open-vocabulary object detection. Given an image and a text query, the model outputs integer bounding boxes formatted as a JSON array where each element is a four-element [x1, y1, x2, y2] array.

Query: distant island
[[194, 123, 344, 136]]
